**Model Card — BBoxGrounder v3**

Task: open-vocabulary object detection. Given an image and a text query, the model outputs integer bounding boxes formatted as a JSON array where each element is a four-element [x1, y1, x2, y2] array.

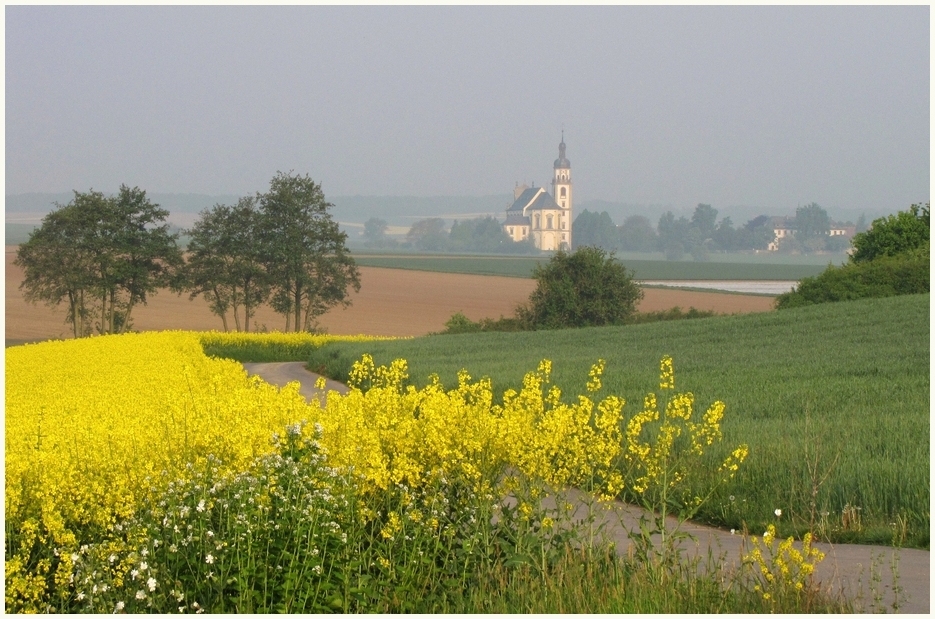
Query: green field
[[305, 294, 930, 548], [351, 253, 830, 280]]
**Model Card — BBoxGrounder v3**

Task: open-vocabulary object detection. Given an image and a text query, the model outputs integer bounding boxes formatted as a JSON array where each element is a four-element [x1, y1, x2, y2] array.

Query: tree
[[657, 211, 690, 260], [517, 246, 643, 329], [406, 218, 448, 251], [15, 186, 182, 337], [448, 216, 515, 253], [855, 213, 868, 234], [690, 203, 718, 238], [15, 196, 99, 337], [257, 171, 361, 332], [712, 216, 736, 251], [849, 203, 930, 263], [363, 217, 391, 248], [572, 210, 618, 251], [736, 217, 775, 251], [794, 203, 831, 253], [619, 215, 657, 252], [183, 197, 270, 332]]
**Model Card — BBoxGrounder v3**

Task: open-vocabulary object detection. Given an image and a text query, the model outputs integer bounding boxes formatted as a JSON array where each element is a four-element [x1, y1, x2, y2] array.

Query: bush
[[440, 312, 527, 334], [627, 306, 715, 324], [850, 203, 929, 263], [517, 246, 643, 329], [775, 250, 929, 309]]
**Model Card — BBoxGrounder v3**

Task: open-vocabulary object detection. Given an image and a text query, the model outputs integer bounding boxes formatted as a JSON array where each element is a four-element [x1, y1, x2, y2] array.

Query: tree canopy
[[406, 218, 448, 251], [518, 246, 643, 329], [183, 197, 269, 332], [15, 186, 183, 337], [363, 217, 393, 248], [257, 171, 361, 332], [572, 210, 618, 251], [849, 203, 929, 263]]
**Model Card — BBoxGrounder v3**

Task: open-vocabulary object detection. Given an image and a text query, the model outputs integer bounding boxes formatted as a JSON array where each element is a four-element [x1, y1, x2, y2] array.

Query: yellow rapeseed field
[[6, 331, 740, 612], [5, 331, 373, 611]]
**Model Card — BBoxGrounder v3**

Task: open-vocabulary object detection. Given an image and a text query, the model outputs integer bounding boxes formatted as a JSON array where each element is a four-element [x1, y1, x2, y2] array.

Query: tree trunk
[[67, 290, 79, 339], [294, 285, 302, 332], [211, 287, 229, 332], [109, 289, 117, 334], [101, 289, 108, 334], [244, 287, 251, 333], [79, 289, 87, 337], [121, 298, 136, 334]]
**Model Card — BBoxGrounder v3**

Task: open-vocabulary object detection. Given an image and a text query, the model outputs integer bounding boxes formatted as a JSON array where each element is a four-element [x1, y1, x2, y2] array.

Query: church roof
[[504, 213, 530, 226], [554, 138, 570, 169], [507, 187, 560, 214]]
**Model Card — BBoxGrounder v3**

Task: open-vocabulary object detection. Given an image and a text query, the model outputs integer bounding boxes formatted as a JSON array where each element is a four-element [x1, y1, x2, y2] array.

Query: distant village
[[361, 137, 863, 259]]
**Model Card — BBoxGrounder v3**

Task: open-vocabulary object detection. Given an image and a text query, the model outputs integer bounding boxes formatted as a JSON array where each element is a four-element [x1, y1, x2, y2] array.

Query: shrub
[[517, 246, 643, 329], [627, 306, 715, 324], [775, 250, 929, 309], [850, 203, 929, 263], [440, 312, 530, 335]]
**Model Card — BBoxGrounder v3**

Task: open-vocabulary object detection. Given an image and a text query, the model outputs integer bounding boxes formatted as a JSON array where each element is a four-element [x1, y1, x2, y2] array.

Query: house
[[767, 216, 796, 251], [762, 216, 856, 251], [503, 137, 573, 251]]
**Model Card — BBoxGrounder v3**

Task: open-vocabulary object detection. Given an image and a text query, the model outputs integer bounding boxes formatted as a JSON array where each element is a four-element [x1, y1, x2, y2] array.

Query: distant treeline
[[360, 216, 540, 254], [572, 203, 861, 260]]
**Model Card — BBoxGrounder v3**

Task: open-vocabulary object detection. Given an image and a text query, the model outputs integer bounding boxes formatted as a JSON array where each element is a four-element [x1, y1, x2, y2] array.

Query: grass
[[300, 294, 930, 548], [447, 548, 851, 613], [351, 253, 829, 280]]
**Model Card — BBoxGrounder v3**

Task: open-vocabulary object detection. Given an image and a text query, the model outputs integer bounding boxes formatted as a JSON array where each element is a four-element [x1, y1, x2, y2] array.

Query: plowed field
[[6, 247, 774, 344]]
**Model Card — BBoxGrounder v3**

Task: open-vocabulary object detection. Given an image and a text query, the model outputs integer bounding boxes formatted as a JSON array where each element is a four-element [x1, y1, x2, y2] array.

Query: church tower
[[551, 133, 572, 250]]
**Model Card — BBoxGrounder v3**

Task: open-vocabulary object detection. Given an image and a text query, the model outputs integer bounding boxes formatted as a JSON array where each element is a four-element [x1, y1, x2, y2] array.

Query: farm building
[[503, 137, 573, 251]]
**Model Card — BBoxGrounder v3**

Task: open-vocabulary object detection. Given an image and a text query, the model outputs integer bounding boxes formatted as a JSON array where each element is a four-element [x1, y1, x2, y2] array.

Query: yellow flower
[[586, 359, 605, 392], [659, 355, 674, 390]]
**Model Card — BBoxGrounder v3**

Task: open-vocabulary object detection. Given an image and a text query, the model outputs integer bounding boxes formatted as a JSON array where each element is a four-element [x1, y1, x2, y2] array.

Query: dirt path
[[243, 361, 929, 614], [6, 247, 774, 344]]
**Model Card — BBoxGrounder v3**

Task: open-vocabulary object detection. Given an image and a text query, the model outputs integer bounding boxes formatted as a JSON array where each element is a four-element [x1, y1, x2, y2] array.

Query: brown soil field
[[6, 246, 774, 344]]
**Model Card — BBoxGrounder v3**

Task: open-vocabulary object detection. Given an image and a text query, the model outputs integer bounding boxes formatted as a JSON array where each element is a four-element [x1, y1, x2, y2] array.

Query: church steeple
[[551, 133, 572, 250], [554, 131, 571, 169]]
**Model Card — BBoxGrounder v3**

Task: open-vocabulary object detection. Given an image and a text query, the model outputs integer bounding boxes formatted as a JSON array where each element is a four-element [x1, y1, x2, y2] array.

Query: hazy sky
[[6, 6, 930, 214]]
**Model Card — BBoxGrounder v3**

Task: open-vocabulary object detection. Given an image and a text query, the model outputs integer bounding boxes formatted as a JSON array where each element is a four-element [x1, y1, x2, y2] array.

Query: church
[[503, 136, 573, 251]]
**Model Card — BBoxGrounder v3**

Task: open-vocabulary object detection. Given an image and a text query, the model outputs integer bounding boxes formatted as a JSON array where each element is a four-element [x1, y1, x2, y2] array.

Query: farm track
[[244, 361, 930, 614]]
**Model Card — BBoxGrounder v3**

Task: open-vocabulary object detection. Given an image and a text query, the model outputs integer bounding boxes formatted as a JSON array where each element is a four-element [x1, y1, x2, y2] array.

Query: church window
[[508, 227, 513, 235], [560, 187, 566, 198], [534, 214, 540, 228], [547, 215, 553, 229]]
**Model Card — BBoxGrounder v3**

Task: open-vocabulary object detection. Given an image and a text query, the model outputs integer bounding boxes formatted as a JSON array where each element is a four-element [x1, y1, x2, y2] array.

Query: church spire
[[554, 132, 570, 169]]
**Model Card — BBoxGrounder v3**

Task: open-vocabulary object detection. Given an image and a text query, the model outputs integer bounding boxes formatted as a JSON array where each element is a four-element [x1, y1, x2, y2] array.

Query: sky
[[5, 6, 930, 215]]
